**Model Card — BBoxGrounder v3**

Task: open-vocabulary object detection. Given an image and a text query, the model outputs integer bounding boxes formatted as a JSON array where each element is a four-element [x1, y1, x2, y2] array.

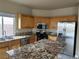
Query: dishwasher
[[20, 38, 28, 46]]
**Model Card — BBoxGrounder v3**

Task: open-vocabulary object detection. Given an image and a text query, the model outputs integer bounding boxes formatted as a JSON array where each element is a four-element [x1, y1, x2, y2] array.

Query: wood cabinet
[[0, 42, 8, 48], [27, 35, 36, 44], [49, 16, 77, 29], [0, 42, 9, 59], [17, 14, 77, 30], [0, 39, 20, 59], [34, 16, 50, 28], [17, 14, 34, 29], [8, 39, 20, 49], [0, 47, 8, 59], [49, 20, 58, 30]]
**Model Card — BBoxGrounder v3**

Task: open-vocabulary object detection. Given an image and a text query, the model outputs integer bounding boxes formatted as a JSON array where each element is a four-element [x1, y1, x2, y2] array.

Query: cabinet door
[[49, 18, 58, 30], [49, 16, 77, 30], [27, 35, 36, 44], [40, 17, 50, 28], [21, 15, 34, 29], [0, 47, 9, 59], [34, 16, 42, 28], [9, 40, 20, 49]]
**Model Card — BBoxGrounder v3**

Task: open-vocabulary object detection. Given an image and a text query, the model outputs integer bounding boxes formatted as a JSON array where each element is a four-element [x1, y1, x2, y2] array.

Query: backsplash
[[15, 29, 32, 36], [15, 29, 57, 36]]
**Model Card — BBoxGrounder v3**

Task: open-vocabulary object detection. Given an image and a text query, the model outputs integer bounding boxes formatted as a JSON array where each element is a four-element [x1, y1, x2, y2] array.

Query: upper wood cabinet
[[17, 14, 77, 30], [34, 16, 50, 28], [49, 16, 77, 29], [17, 14, 34, 29], [50, 16, 77, 22]]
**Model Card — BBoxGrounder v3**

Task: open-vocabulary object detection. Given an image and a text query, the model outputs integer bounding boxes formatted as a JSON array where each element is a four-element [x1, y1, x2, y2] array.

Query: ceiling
[[8, 0, 79, 10]]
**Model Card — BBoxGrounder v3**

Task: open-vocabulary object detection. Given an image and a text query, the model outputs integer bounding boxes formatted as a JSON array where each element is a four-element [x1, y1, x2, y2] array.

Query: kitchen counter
[[0, 35, 31, 43], [7, 39, 65, 59]]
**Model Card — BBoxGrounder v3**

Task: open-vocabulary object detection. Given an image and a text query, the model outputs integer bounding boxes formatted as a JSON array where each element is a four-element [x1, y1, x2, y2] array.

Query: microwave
[[37, 23, 48, 29]]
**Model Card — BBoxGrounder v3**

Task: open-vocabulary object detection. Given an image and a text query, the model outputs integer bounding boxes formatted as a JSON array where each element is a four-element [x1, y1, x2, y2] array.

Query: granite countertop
[[0, 35, 31, 43], [7, 39, 65, 59]]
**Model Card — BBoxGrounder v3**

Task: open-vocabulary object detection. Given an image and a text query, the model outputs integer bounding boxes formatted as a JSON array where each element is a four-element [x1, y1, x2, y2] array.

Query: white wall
[[50, 7, 77, 17], [32, 7, 77, 17], [0, 0, 32, 15], [32, 9, 51, 17]]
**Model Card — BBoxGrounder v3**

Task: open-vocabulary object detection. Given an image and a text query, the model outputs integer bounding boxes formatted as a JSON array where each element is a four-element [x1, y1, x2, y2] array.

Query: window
[[0, 13, 15, 38], [3, 17, 14, 36]]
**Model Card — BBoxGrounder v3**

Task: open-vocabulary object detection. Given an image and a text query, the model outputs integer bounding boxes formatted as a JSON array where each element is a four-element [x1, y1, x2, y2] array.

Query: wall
[[32, 9, 51, 17], [32, 7, 77, 17], [50, 7, 77, 17], [0, 0, 32, 15]]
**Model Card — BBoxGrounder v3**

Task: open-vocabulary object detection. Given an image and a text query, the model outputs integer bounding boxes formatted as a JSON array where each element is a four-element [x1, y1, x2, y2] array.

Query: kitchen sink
[[0, 36, 13, 41]]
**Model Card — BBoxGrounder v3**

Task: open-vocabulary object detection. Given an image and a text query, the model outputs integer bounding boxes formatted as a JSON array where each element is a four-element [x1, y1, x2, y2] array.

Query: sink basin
[[5, 36, 13, 39], [0, 36, 13, 40], [2, 36, 13, 39], [0, 37, 13, 42]]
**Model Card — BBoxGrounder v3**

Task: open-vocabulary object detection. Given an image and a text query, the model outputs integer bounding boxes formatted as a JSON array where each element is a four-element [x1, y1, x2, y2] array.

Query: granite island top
[[7, 39, 65, 59]]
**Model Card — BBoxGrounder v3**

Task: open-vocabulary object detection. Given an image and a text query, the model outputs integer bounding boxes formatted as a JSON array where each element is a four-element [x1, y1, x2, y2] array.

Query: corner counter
[[0, 35, 31, 59]]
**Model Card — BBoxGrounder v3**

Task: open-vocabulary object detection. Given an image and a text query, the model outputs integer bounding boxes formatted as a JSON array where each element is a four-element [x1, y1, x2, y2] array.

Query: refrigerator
[[57, 22, 77, 56]]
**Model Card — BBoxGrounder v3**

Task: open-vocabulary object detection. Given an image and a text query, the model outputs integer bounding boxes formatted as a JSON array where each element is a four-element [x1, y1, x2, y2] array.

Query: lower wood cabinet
[[0, 39, 20, 59], [0, 47, 9, 59], [8, 39, 20, 49], [27, 35, 36, 44]]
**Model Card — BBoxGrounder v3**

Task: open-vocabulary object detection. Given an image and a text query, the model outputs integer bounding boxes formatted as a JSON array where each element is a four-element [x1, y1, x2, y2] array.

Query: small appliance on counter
[[36, 23, 48, 41]]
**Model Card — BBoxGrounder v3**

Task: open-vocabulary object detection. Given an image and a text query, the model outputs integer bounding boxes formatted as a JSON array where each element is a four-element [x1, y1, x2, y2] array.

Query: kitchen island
[[7, 39, 65, 59]]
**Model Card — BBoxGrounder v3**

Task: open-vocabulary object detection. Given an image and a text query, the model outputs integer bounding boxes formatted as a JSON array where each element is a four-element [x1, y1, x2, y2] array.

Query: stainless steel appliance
[[37, 23, 48, 29], [36, 23, 48, 41], [57, 22, 77, 56]]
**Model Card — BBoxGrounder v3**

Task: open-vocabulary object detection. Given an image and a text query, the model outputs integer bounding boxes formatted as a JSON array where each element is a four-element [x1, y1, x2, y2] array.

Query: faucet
[[4, 31, 7, 38]]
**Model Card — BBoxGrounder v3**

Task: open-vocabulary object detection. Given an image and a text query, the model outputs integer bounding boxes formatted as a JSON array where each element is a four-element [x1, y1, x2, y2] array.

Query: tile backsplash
[[15, 29, 32, 36], [15, 29, 57, 36]]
